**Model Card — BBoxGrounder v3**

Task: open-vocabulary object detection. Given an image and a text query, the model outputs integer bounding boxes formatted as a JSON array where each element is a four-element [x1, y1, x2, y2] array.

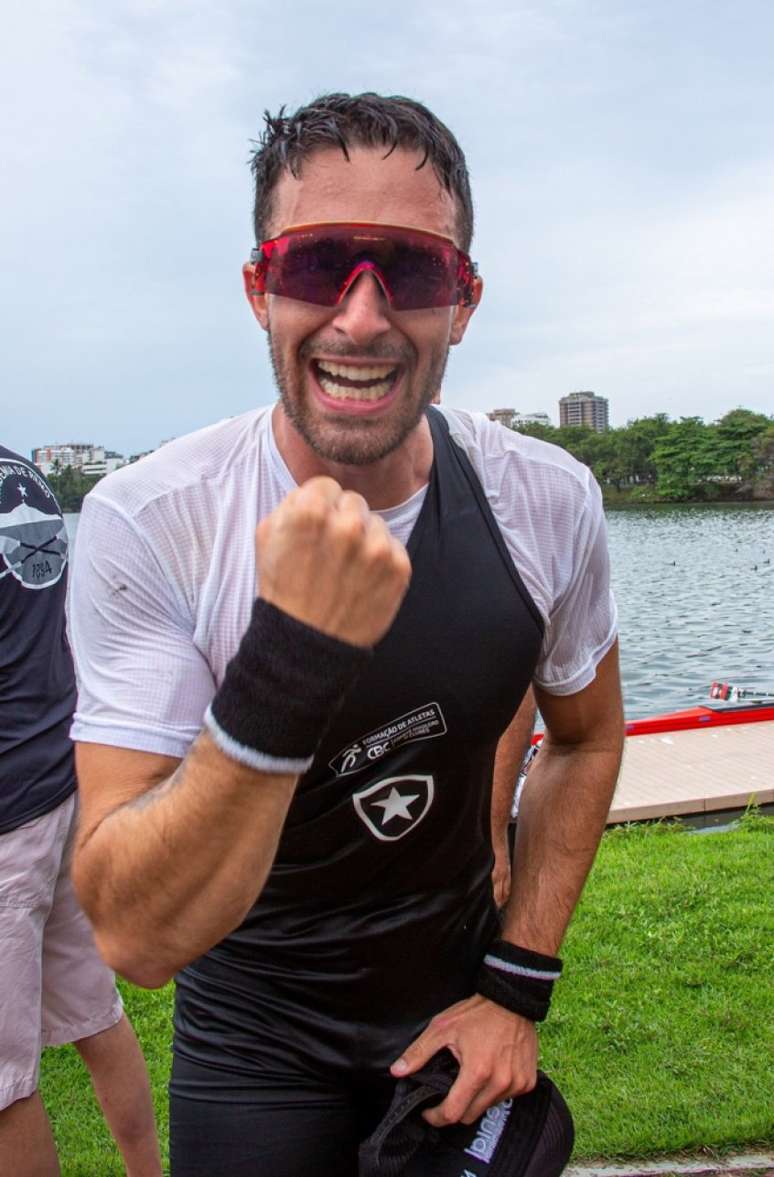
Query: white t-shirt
[[69, 404, 617, 760]]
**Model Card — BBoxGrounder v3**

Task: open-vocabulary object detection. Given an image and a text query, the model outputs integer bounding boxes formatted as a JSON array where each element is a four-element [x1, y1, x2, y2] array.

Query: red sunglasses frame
[[249, 222, 479, 311]]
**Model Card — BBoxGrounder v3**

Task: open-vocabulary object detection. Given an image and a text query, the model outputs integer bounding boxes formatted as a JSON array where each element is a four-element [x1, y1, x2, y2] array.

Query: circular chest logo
[[0, 502, 68, 589]]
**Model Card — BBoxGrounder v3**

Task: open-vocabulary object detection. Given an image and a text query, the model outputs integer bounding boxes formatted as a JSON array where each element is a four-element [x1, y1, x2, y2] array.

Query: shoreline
[[601, 493, 774, 508], [64, 496, 774, 515]]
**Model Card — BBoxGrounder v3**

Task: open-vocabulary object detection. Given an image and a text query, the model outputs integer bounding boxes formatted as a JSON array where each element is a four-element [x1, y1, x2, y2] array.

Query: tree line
[[46, 465, 103, 512], [44, 407, 774, 511], [511, 408, 774, 502]]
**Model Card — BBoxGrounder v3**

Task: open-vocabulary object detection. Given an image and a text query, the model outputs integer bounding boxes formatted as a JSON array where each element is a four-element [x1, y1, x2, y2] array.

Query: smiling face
[[243, 146, 481, 472]]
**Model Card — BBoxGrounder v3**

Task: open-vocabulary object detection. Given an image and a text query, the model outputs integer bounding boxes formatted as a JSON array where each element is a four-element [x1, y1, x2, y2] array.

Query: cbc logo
[[336, 738, 393, 774]]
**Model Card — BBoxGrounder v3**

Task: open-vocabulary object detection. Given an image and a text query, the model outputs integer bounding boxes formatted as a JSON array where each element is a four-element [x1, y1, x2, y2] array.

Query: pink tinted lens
[[255, 224, 473, 310]]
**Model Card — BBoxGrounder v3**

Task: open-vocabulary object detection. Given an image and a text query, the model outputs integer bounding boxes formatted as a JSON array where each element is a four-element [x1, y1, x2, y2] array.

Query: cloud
[[1, 0, 772, 456]]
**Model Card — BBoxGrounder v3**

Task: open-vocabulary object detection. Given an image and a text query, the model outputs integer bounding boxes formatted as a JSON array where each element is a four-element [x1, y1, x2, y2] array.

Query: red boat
[[525, 682, 774, 824], [530, 681, 774, 744], [624, 699, 774, 739]]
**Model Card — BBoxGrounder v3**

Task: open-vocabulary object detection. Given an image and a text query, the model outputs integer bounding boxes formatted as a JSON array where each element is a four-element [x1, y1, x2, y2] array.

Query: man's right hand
[[256, 477, 412, 648]]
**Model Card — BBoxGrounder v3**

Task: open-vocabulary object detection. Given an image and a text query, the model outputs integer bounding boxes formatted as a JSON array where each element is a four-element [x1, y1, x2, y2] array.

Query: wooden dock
[[608, 719, 774, 823]]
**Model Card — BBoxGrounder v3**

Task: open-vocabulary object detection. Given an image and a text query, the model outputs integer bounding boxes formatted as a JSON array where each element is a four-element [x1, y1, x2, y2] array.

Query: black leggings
[[169, 1054, 396, 1177]]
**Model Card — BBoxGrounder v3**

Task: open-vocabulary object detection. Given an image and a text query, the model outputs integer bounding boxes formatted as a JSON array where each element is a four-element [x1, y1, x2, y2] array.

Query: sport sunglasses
[[249, 222, 479, 311]]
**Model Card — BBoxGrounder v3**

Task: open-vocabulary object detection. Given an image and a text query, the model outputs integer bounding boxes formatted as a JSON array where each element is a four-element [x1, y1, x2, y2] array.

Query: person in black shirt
[[70, 94, 624, 1177], [0, 447, 162, 1176]]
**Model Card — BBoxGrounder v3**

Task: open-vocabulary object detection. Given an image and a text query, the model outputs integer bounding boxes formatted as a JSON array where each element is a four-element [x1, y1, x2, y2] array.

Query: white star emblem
[[18, 483, 28, 498], [371, 786, 420, 825], [353, 775, 434, 842]]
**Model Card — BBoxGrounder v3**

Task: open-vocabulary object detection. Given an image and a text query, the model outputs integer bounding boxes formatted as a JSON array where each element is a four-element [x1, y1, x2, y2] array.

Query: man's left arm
[[392, 641, 624, 1125], [490, 686, 537, 908]]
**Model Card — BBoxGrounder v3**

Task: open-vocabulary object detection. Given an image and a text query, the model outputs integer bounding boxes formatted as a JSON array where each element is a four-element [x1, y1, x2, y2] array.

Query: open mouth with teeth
[[312, 359, 400, 403]]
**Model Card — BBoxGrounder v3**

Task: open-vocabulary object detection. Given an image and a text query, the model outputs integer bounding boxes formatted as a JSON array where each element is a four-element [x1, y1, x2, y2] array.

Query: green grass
[[540, 813, 774, 1160], [41, 983, 172, 1176], [41, 816, 773, 1173]]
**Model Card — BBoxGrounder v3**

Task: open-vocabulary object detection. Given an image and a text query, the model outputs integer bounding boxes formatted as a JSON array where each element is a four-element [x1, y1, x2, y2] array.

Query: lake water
[[606, 504, 773, 717], [64, 503, 774, 720]]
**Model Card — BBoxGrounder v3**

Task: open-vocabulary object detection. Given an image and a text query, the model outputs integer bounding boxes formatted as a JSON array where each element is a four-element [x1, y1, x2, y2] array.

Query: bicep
[[75, 742, 182, 845], [534, 640, 624, 750]]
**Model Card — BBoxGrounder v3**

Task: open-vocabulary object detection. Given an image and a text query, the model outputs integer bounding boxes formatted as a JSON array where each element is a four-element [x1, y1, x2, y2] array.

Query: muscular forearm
[[392, 723, 621, 1129], [502, 732, 622, 955], [74, 479, 412, 989], [74, 733, 297, 987]]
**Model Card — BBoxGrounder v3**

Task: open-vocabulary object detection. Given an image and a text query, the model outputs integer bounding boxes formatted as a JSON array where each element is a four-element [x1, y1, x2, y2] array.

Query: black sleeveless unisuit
[[174, 408, 545, 1081]]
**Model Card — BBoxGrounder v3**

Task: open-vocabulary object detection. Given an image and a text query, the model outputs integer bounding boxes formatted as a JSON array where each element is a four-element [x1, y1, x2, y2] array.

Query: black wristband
[[204, 598, 372, 773], [476, 939, 563, 1022]]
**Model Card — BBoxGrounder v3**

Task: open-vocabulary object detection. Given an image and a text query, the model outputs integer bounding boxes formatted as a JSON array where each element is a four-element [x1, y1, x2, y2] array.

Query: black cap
[[359, 1049, 574, 1177]]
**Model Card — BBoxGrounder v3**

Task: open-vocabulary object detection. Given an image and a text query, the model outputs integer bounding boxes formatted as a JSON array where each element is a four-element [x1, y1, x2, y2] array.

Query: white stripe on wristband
[[482, 952, 562, 982], [203, 705, 315, 775]]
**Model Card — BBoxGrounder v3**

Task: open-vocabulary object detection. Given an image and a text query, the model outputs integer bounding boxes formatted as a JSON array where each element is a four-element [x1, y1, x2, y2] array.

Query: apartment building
[[32, 443, 125, 477], [558, 391, 609, 432], [487, 409, 552, 429]]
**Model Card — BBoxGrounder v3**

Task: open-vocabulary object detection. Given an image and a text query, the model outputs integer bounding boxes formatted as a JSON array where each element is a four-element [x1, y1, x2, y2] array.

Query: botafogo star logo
[[352, 775, 434, 842]]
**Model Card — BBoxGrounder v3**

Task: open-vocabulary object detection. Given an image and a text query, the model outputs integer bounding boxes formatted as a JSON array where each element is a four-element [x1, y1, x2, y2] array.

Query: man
[[0, 447, 161, 1177], [69, 93, 624, 1176]]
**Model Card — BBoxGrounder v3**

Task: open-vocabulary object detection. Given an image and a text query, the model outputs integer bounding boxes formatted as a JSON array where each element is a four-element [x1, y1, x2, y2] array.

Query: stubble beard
[[267, 332, 450, 466]]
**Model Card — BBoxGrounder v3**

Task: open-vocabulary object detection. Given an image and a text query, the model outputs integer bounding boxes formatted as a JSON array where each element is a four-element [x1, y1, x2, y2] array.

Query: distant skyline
[[2, 0, 773, 459], [25, 395, 768, 464]]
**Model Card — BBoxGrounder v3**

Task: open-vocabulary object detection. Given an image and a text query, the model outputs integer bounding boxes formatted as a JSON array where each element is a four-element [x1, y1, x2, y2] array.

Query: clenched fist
[[256, 477, 412, 648]]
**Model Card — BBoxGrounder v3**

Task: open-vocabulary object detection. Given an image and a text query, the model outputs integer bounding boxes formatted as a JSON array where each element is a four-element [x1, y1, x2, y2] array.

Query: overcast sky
[[2, 0, 772, 459]]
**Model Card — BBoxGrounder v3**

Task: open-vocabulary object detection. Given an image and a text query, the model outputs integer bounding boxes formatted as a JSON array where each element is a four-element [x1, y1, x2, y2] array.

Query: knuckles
[[329, 510, 368, 548], [286, 495, 331, 532], [513, 1070, 537, 1095], [261, 481, 411, 580], [468, 1064, 491, 1087], [364, 530, 401, 574], [337, 489, 370, 518], [256, 481, 411, 643]]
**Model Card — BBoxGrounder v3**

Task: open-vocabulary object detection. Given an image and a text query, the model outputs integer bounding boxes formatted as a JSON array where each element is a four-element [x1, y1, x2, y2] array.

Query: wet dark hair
[[249, 92, 474, 251]]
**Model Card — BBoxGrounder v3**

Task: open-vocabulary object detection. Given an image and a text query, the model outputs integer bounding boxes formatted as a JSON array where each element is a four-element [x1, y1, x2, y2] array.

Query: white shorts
[[0, 793, 123, 1110]]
